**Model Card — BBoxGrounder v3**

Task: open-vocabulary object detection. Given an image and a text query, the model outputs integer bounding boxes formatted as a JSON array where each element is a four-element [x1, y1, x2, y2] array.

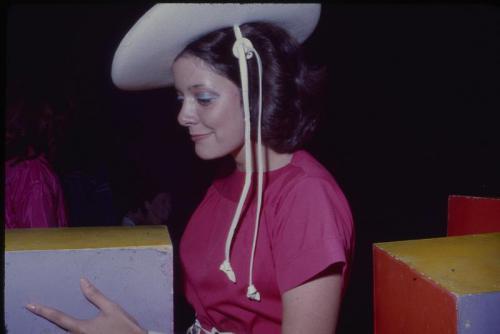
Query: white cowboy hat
[[111, 3, 321, 90]]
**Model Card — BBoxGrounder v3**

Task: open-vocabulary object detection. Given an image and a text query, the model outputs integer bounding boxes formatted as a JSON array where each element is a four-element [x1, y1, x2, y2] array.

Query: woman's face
[[173, 55, 245, 160]]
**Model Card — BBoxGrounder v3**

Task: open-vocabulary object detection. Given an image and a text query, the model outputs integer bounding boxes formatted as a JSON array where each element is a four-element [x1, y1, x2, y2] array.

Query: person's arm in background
[[21, 181, 59, 228]]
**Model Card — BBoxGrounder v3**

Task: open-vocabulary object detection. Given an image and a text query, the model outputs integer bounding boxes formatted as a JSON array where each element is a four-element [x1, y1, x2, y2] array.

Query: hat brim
[[111, 4, 321, 91]]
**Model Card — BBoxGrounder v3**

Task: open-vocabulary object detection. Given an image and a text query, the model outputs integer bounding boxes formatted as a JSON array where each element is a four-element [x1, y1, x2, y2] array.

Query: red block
[[448, 195, 500, 236]]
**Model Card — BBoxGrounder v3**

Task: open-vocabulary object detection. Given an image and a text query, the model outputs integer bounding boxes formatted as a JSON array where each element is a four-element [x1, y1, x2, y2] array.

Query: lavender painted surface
[[5, 247, 173, 334], [458, 292, 500, 334]]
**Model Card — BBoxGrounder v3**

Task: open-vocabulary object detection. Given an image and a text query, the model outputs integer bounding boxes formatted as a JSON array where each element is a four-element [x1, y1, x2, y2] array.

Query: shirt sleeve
[[271, 176, 353, 294]]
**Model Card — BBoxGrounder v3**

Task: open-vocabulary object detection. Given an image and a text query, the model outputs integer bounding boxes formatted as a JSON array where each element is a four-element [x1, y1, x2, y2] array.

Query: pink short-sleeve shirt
[[180, 150, 354, 333]]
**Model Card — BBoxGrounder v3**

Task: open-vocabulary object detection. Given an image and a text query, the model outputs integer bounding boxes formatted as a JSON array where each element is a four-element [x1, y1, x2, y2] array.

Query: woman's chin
[[194, 148, 221, 160], [194, 143, 244, 161]]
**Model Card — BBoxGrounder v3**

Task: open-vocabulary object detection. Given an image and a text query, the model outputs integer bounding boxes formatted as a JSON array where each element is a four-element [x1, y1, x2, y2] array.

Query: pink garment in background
[[5, 155, 68, 229], [180, 150, 355, 333]]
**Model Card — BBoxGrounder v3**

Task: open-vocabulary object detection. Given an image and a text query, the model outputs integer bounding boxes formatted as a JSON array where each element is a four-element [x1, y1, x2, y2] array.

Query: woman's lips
[[190, 133, 212, 142]]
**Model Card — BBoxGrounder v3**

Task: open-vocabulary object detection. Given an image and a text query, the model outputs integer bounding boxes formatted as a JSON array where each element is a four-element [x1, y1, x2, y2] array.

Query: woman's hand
[[26, 278, 147, 334]]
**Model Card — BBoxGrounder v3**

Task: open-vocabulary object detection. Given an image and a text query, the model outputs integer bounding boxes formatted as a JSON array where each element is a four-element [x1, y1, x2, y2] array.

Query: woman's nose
[[177, 100, 198, 127]]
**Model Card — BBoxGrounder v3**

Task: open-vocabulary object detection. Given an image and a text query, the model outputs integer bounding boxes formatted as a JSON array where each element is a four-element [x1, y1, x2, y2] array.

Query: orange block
[[448, 195, 500, 236]]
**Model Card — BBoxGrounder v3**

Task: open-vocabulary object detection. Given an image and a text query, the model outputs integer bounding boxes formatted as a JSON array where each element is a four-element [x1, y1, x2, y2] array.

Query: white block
[[5, 226, 173, 334]]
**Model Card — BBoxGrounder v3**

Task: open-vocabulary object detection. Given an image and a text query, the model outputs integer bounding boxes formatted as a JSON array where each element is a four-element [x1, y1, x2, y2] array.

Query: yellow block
[[376, 233, 500, 295], [5, 225, 172, 251]]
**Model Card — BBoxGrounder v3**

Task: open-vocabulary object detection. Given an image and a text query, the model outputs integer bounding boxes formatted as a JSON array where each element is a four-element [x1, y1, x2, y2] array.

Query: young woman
[[27, 4, 354, 333]]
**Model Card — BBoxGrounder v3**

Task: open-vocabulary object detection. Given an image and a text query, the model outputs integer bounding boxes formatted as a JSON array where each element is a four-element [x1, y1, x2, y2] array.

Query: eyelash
[[176, 94, 216, 106], [196, 96, 214, 106]]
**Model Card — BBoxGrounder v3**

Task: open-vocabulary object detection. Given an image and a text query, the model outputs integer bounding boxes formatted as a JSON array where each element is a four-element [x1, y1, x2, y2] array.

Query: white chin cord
[[219, 25, 264, 302]]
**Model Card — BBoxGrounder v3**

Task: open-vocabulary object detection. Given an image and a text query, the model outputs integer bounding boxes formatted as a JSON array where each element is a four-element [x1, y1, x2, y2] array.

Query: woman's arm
[[281, 264, 343, 334], [26, 278, 148, 334]]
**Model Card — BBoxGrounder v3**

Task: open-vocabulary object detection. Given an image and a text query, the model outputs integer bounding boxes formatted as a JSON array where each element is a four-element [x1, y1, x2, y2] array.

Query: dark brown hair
[[179, 22, 326, 153]]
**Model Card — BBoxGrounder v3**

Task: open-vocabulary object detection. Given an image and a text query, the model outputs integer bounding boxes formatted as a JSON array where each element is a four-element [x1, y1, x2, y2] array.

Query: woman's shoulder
[[269, 150, 350, 210]]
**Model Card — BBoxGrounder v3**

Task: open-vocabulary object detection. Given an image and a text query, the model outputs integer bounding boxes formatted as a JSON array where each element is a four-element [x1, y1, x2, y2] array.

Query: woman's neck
[[233, 144, 293, 172]]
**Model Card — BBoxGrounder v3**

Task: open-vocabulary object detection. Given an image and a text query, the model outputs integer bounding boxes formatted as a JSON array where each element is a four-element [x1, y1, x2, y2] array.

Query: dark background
[[6, 4, 500, 333]]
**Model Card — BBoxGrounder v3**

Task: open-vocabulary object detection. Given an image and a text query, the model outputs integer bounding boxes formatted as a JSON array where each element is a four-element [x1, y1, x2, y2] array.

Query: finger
[[26, 303, 82, 331], [80, 278, 116, 313]]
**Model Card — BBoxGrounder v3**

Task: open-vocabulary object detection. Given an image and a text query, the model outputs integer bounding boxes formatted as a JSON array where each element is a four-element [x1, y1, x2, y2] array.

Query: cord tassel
[[246, 284, 261, 301], [219, 260, 236, 283]]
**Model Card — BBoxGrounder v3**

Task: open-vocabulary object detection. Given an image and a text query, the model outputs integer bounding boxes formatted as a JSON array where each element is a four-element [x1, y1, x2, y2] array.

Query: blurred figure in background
[[119, 166, 173, 227], [5, 81, 69, 228], [122, 191, 172, 226]]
